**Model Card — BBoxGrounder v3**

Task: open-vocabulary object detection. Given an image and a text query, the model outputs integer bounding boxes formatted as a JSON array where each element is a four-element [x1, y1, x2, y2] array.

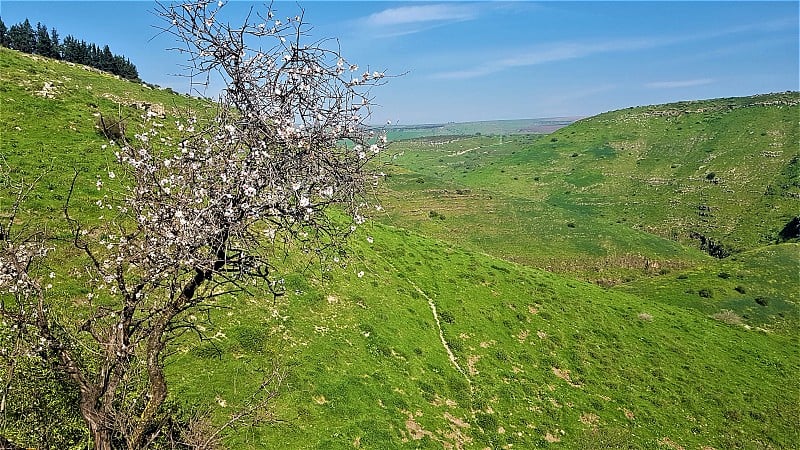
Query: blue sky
[[2, 1, 798, 124]]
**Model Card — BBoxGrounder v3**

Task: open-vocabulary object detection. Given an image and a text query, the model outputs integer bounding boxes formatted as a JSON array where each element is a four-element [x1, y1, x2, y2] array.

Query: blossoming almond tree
[[0, 1, 387, 448]]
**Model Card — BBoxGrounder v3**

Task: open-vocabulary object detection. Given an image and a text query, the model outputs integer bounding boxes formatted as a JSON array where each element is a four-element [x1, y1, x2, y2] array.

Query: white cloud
[[645, 78, 714, 89], [429, 16, 796, 80], [431, 39, 657, 80], [366, 4, 477, 27], [361, 4, 479, 37]]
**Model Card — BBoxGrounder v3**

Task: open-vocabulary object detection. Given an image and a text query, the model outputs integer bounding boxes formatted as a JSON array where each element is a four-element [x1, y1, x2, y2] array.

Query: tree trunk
[[90, 427, 113, 450], [79, 390, 113, 450]]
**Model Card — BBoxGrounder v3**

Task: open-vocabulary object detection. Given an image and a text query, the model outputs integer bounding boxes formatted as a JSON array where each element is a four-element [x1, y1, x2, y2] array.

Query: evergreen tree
[[19, 19, 35, 53], [4, 19, 140, 81], [75, 39, 87, 65], [0, 17, 8, 47], [113, 55, 139, 81], [35, 22, 53, 57], [99, 45, 114, 72], [49, 27, 60, 59], [8, 19, 36, 53], [61, 34, 77, 61]]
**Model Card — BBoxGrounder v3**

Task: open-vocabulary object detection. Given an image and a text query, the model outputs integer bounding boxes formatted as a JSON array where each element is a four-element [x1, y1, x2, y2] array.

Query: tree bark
[[90, 429, 113, 450]]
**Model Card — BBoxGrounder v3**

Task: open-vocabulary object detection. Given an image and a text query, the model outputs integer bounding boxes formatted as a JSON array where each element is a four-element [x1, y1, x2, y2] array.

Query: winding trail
[[378, 255, 471, 386]]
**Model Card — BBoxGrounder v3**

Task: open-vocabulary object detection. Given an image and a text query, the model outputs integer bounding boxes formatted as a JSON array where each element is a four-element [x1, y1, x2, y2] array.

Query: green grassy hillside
[[170, 225, 799, 449], [1, 47, 798, 449], [382, 93, 799, 258], [0, 47, 209, 219]]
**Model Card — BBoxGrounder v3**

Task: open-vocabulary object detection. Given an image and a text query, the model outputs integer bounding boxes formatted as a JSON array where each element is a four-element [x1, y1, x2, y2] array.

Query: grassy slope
[[379, 94, 799, 331], [382, 93, 799, 259], [0, 47, 208, 220], [378, 135, 712, 283], [2, 48, 798, 449], [170, 225, 799, 449]]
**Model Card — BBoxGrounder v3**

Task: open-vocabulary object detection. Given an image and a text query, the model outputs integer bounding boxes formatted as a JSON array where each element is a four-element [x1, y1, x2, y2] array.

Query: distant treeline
[[0, 17, 139, 81]]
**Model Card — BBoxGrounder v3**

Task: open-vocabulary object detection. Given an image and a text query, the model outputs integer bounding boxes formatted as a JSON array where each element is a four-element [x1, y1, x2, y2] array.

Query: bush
[[439, 310, 455, 324], [428, 210, 446, 221], [698, 288, 713, 298], [475, 412, 498, 431], [232, 326, 268, 353], [734, 285, 746, 294], [755, 297, 769, 307], [96, 113, 126, 141]]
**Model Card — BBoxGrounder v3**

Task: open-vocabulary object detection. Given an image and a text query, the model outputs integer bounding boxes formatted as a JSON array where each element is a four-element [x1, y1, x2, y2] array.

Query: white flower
[[357, 271, 364, 278], [299, 196, 310, 207], [108, 171, 116, 179], [366, 236, 373, 244]]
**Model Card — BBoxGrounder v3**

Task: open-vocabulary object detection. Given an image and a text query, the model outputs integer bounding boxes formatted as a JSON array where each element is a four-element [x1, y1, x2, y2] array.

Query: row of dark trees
[[0, 17, 139, 81]]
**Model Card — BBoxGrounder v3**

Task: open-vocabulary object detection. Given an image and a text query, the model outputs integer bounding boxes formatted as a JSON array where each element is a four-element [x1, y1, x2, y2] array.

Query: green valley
[[1, 45, 798, 450]]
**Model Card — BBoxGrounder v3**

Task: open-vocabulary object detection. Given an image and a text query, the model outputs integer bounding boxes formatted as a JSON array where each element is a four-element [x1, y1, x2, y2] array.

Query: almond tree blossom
[[0, 1, 387, 448]]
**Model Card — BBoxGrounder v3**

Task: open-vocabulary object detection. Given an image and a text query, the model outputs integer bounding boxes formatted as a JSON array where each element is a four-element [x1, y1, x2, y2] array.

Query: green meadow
[[1, 47, 798, 449]]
